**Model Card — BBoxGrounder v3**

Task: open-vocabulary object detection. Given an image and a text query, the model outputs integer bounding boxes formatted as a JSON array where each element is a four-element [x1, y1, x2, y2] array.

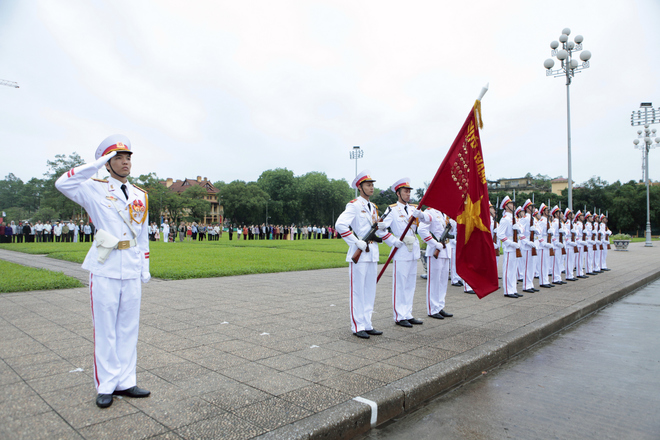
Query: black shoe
[[96, 393, 113, 408], [420, 274, 428, 279], [602, 268, 611, 271], [365, 329, 383, 335], [408, 318, 423, 325], [439, 310, 453, 317], [566, 278, 577, 281], [504, 294, 519, 298], [465, 290, 476, 294], [354, 331, 370, 339], [560, 281, 568, 284], [113, 386, 151, 398], [451, 282, 463, 287], [523, 289, 535, 293], [429, 313, 444, 319], [586, 272, 596, 275], [516, 293, 524, 297], [552, 281, 563, 285], [539, 284, 553, 288], [577, 275, 588, 279], [396, 320, 413, 328], [594, 270, 602, 273], [532, 288, 540, 292]]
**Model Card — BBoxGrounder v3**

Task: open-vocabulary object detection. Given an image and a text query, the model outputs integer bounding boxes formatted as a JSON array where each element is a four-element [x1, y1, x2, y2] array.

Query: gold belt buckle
[[117, 240, 130, 250]]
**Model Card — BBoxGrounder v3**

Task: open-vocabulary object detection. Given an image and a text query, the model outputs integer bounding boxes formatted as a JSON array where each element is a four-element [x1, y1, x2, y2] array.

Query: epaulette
[[92, 178, 108, 183], [349, 198, 357, 203], [372, 203, 378, 210], [409, 203, 418, 208], [389, 203, 397, 207], [133, 184, 148, 193]]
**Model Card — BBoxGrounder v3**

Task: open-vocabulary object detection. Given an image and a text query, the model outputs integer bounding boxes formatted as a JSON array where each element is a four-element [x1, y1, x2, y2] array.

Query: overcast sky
[[1, 0, 659, 192]]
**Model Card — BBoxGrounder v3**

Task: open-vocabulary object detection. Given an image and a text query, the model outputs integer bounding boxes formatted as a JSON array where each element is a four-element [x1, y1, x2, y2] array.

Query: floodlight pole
[[544, 28, 591, 212], [350, 146, 364, 197], [632, 103, 660, 247]]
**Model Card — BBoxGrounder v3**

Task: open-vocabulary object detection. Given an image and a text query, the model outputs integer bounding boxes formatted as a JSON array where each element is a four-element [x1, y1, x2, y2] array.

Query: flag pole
[[377, 84, 489, 283]]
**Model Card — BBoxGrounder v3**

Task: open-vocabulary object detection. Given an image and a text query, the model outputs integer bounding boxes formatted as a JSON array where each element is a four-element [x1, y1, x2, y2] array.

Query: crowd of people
[[0, 219, 95, 243], [152, 221, 341, 242]]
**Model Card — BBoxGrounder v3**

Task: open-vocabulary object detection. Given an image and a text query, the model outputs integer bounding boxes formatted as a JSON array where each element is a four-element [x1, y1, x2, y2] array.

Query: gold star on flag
[[456, 195, 489, 244]]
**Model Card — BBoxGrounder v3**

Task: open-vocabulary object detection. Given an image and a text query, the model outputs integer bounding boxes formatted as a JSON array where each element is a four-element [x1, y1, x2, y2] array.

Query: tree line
[[0, 153, 657, 235]]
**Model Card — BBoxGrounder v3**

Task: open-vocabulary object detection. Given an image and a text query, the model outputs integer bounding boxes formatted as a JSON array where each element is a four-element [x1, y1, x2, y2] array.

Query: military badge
[[129, 199, 148, 224]]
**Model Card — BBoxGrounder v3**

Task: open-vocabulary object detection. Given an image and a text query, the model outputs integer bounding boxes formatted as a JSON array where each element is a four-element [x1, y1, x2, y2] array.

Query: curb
[[255, 267, 660, 440]]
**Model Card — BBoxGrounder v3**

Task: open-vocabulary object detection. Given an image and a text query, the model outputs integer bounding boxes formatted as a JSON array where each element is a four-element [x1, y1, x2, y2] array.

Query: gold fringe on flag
[[473, 99, 483, 129]]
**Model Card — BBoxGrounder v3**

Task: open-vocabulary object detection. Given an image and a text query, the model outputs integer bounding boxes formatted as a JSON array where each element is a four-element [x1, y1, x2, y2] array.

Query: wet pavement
[[359, 279, 660, 440]]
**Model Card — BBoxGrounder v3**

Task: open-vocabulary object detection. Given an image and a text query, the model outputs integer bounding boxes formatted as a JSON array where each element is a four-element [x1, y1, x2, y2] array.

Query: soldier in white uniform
[[418, 207, 454, 319], [519, 199, 539, 293], [55, 134, 151, 408], [379, 178, 426, 327], [574, 211, 588, 279], [563, 208, 579, 281], [497, 196, 522, 298], [550, 206, 567, 285], [584, 212, 596, 275], [600, 215, 611, 271], [335, 170, 384, 339], [536, 204, 554, 288], [161, 220, 170, 243]]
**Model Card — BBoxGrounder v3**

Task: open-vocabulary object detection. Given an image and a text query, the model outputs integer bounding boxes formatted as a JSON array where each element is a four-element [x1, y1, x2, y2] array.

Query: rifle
[[598, 229, 603, 251], [582, 230, 588, 252], [529, 214, 537, 257], [606, 227, 611, 250], [559, 221, 566, 255], [433, 224, 455, 259], [592, 223, 598, 251], [351, 208, 390, 264], [493, 218, 500, 257], [547, 216, 555, 257], [512, 213, 522, 258]]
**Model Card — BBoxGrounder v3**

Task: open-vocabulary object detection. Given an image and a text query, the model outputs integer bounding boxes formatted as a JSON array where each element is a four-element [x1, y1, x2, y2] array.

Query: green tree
[[370, 187, 398, 211], [41, 153, 85, 219], [298, 172, 352, 225], [0, 173, 25, 210], [32, 207, 58, 223], [182, 185, 211, 222], [257, 168, 300, 224], [221, 180, 268, 225]]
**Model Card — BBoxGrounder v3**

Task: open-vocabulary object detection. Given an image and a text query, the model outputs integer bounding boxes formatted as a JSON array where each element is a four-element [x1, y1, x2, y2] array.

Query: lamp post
[[632, 119, 660, 247], [544, 28, 592, 212], [350, 146, 363, 197]]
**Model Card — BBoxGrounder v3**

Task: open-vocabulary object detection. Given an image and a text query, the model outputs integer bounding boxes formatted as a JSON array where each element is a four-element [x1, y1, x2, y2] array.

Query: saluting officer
[[335, 170, 384, 339], [55, 134, 151, 408]]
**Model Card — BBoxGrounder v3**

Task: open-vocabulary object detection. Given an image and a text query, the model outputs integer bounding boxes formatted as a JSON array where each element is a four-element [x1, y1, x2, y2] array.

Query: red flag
[[420, 102, 498, 298]]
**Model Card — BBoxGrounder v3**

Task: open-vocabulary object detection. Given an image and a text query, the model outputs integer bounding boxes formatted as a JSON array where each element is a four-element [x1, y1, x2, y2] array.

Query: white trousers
[[587, 247, 594, 273], [566, 246, 576, 279], [502, 252, 518, 295], [538, 249, 551, 285], [426, 256, 450, 315], [450, 248, 461, 284], [393, 260, 417, 322], [594, 247, 601, 271], [601, 246, 608, 269], [348, 262, 377, 333], [552, 248, 564, 282], [577, 246, 586, 276], [521, 249, 534, 290], [90, 274, 141, 394]]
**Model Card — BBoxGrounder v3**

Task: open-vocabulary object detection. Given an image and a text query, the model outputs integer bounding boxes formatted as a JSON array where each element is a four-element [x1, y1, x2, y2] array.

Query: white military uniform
[[381, 201, 422, 323], [55, 139, 150, 395], [335, 195, 381, 334], [600, 219, 611, 270], [162, 221, 170, 242], [593, 221, 602, 272], [574, 217, 587, 277], [584, 218, 595, 274], [550, 215, 564, 283], [564, 213, 578, 280], [518, 208, 538, 291], [418, 208, 451, 316], [497, 209, 519, 296]]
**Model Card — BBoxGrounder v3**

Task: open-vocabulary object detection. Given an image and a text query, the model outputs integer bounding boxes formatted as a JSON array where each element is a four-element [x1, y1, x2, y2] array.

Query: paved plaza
[[1, 244, 658, 439]]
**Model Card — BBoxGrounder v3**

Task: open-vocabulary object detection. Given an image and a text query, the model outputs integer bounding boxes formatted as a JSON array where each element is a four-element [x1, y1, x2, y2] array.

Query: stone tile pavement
[[0, 244, 658, 439]]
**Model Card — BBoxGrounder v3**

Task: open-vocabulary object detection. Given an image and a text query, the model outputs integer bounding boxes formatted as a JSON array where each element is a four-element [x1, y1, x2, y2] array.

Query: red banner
[[420, 102, 498, 298]]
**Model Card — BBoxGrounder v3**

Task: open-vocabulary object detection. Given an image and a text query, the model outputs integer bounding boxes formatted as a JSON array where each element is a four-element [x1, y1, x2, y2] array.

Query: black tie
[[121, 184, 128, 200], [405, 205, 408, 214], [367, 202, 372, 213]]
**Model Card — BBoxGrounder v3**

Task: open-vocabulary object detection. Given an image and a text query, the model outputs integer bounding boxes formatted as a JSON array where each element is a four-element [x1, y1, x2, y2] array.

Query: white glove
[[93, 150, 117, 169], [141, 272, 151, 283], [511, 242, 520, 249], [356, 240, 367, 251], [412, 209, 423, 219], [393, 239, 404, 249], [557, 242, 565, 249], [520, 239, 530, 247], [429, 238, 440, 248], [377, 222, 387, 231], [533, 242, 539, 250]]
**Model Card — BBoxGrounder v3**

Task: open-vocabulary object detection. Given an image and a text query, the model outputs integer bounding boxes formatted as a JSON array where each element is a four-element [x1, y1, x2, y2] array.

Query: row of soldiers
[[496, 196, 611, 298]]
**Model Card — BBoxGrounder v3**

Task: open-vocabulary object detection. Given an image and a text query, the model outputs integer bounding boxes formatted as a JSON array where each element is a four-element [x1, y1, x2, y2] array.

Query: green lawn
[[0, 236, 389, 280], [0, 260, 84, 293]]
